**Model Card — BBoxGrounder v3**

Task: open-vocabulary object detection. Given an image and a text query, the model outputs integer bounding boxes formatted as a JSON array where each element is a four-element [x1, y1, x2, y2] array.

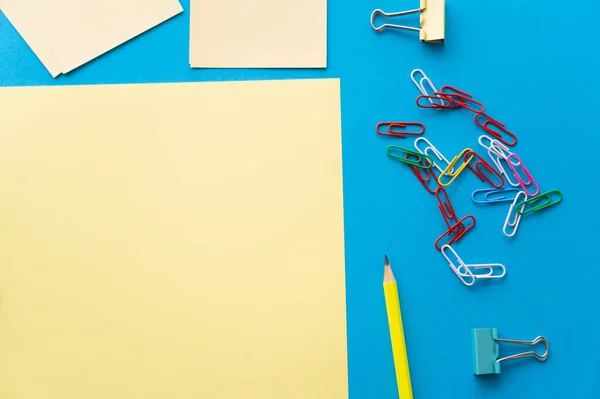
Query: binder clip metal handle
[[496, 336, 549, 363], [370, 0, 445, 43], [472, 328, 549, 375]]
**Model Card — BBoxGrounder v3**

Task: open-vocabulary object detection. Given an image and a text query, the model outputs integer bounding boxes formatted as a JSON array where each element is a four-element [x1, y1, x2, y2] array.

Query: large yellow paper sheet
[[0, 79, 347, 399]]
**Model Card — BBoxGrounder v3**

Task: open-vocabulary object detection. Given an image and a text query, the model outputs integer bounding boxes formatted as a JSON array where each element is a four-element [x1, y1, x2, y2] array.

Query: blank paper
[[0, 79, 347, 399], [0, 0, 183, 77], [190, 0, 327, 68]]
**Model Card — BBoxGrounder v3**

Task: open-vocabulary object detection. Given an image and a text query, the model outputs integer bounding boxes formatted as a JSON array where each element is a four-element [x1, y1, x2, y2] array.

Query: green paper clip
[[516, 190, 562, 215], [386, 145, 433, 168], [471, 328, 549, 375]]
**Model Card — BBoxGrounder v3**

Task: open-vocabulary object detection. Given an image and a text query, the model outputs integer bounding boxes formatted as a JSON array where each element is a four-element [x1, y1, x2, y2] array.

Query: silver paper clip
[[410, 69, 445, 108], [414, 137, 453, 174], [370, 0, 445, 43], [487, 150, 521, 188], [503, 191, 527, 237], [441, 245, 506, 287]]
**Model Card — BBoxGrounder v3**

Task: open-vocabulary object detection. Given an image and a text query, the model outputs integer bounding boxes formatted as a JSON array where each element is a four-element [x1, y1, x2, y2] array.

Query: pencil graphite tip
[[384, 254, 389, 266]]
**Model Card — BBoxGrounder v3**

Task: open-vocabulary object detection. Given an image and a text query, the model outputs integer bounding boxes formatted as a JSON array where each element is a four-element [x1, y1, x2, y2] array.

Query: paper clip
[[416, 95, 452, 109], [488, 151, 521, 188], [516, 190, 563, 215], [438, 148, 475, 187], [409, 159, 439, 194], [503, 191, 527, 237], [472, 328, 548, 375], [464, 150, 504, 188], [478, 135, 510, 160], [370, 0, 445, 43], [435, 187, 458, 228], [436, 92, 485, 114], [376, 122, 425, 138], [475, 113, 517, 147], [387, 145, 433, 168], [506, 154, 539, 197], [434, 215, 476, 250], [472, 188, 520, 205], [414, 137, 453, 174], [441, 245, 506, 287], [410, 69, 446, 108]]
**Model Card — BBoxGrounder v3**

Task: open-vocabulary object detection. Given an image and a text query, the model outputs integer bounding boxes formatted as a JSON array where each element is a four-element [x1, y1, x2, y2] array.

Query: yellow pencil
[[383, 255, 413, 399]]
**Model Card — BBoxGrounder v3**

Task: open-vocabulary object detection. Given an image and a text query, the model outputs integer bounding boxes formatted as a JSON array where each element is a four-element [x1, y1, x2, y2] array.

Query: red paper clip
[[474, 113, 517, 147], [376, 122, 424, 138], [434, 215, 476, 251], [409, 159, 438, 194], [463, 150, 505, 188], [436, 92, 485, 114], [439, 85, 473, 99], [435, 187, 459, 228], [416, 95, 452, 109]]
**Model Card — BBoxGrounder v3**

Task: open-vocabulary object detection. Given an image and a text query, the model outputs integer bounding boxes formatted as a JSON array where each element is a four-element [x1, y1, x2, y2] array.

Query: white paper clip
[[479, 136, 521, 188], [441, 245, 506, 287], [370, 0, 445, 43], [503, 191, 527, 237], [410, 69, 445, 108], [414, 137, 453, 174]]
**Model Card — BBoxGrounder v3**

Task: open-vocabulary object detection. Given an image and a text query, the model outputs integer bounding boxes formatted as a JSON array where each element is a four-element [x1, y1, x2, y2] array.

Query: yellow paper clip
[[370, 0, 445, 43], [438, 149, 474, 186]]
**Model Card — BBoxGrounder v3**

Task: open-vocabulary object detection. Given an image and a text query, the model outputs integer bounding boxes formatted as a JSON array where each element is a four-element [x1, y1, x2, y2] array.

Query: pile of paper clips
[[379, 69, 563, 287]]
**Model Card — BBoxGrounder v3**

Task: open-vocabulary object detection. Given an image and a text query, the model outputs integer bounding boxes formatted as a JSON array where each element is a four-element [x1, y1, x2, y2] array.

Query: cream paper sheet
[[0, 79, 348, 399], [190, 0, 327, 68], [0, 0, 183, 77]]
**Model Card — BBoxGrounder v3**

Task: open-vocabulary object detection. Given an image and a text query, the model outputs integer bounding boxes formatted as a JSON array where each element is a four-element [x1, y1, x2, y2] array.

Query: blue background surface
[[2, 0, 600, 398]]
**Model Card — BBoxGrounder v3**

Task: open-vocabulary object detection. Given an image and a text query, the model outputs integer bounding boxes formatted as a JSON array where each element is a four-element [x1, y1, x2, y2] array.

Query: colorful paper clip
[[472, 328, 548, 375], [438, 148, 475, 187], [409, 158, 439, 194], [475, 113, 517, 147], [472, 188, 520, 204], [370, 0, 445, 43], [410, 69, 446, 107], [434, 215, 476, 251], [503, 191, 527, 237], [488, 151, 521, 188], [376, 122, 425, 138], [436, 91, 484, 114], [387, 145, 433, 168], [435, 187, 458, 228], [464, 150, 504, 188], [478, 135, 513, 160], [414, 137, 453, 175], [506, 154, 539, 197], [416, 95, 452, 109], [441, 245, 505, 287], [516, 190, 563, 215]]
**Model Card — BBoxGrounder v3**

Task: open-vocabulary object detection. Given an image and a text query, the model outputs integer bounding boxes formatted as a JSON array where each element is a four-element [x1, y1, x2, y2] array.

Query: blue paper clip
[[471, 188, 520, 204], [472, 328, 548, 375]]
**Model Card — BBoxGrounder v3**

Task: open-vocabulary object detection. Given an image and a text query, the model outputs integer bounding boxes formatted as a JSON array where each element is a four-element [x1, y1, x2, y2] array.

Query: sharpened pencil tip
[[384, 254, 389, 266]]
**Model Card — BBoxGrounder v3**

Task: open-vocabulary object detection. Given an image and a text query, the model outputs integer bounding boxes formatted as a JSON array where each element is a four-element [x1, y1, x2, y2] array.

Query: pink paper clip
[[474, 113, 517, 147], [506, 154, 539, 197]]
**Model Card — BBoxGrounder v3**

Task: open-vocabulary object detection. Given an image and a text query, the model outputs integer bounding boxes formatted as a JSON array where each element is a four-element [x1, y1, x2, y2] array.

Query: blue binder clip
[[471, 328, 549, 375]]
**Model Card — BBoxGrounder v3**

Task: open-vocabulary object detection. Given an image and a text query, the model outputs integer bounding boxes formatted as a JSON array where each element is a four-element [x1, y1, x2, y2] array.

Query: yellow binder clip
[[370, 0, 445, 43], [438, 149, 474, 187]]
